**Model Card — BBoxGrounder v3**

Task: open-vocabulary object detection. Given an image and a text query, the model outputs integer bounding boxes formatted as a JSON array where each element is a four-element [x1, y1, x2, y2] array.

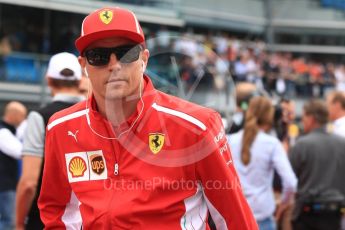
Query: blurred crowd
[[147, 29, 345, 99], [2, 25, 345, 99]]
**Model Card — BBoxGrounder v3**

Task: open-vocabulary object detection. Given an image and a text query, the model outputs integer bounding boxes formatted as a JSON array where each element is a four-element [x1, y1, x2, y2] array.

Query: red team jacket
[[38, 76, 257, 229]]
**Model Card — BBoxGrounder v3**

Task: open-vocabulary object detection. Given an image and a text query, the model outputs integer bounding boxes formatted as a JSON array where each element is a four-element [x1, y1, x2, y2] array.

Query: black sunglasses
[[84, 45, 142, 66]]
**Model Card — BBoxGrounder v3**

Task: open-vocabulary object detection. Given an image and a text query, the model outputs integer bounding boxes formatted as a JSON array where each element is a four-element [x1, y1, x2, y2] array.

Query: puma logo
[[68, 130, 79, 142]]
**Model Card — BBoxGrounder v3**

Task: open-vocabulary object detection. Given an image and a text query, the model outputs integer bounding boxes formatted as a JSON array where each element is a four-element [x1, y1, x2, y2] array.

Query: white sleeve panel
[[61, 191, 82, 230], [0, 128, 22, 159], [202, 188, 228, 230], [180, 184, 208, 230], [272, 141, 297, 203]]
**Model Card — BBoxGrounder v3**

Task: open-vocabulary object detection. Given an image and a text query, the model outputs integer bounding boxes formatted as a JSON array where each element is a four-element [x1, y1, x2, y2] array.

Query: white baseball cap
[[46, 52, 82, 81]]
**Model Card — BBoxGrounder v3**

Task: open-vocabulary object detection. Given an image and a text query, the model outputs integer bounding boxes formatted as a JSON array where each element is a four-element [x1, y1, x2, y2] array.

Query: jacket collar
[[309, 126, 327, 134]]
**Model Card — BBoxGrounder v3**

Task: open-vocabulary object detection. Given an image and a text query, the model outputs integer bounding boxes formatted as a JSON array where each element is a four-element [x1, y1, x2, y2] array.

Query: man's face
[[79, 37, 149, 101], [281, 101, 295, 123]]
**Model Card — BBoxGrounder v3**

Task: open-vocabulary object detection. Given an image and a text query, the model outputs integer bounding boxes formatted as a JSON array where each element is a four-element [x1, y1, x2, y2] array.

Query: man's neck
[[2, 117, 16, 128], [259, 124, 271, 133], [52, 88, 80, 96], [307, 123, 323, 134], [96, 95, 140, 127], [97, 78, 145, 126], [334, 111, 345, 121]]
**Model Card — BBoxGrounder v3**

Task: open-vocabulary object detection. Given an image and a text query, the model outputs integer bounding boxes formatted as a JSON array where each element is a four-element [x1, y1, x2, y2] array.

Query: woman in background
[[228, 96, 297, 230]]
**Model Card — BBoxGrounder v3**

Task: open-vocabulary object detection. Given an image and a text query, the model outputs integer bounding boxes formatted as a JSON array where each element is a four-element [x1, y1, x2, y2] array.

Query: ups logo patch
[[90, 154, 105, 175]]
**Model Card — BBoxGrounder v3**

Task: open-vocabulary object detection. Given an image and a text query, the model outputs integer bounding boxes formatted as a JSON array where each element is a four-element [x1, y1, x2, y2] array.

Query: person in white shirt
[[327, 91, 345, 138], [326, 91, 345, 230], [228, 96, 297, 230], [334, 64, 345, 92]]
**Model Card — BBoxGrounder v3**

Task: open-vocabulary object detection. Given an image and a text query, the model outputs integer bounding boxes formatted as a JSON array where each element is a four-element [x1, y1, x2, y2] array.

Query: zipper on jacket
[[114, 163, 119, 175]]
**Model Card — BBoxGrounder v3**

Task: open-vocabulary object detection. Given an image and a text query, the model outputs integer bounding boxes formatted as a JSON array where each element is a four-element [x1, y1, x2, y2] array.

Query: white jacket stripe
[[152, 103, 207, 131], [47, 109, 89, 131]]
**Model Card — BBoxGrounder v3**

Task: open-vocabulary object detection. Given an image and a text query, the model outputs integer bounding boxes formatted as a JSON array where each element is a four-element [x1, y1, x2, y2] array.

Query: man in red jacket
[[38, 6, 257, 230]]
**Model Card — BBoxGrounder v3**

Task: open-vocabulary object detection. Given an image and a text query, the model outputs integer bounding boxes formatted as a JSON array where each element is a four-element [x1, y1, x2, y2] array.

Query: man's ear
[[334, 101, 341, 110], [141, 49, 150, 71], [46, 77, 52, 87], [78, 56, 86, 68], [78, 56, 88, 78]]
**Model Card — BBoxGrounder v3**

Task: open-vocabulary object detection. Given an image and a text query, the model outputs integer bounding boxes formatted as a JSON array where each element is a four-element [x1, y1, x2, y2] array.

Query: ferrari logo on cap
[[99, 9, 113, 24], [149, 133, 165, 154]]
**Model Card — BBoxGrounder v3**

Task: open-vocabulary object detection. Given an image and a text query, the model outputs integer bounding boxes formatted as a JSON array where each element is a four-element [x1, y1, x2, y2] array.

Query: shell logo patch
[[99, 9, 113, 25], [69, 156, 87, 178], [65, 150, 107, 183], [90, 154, 105, 175], [149, 133, 165, 154]]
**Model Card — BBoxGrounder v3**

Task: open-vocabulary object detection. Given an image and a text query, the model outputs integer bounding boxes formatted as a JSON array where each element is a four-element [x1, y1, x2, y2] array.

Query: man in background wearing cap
[[15, 52, 84, 230], [38, 7, 257, 229]]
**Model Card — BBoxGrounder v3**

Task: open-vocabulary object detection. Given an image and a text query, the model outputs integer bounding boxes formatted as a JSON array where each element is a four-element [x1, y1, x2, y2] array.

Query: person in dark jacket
[[0, 101, 27, 230], [289, 99, 345, 230]]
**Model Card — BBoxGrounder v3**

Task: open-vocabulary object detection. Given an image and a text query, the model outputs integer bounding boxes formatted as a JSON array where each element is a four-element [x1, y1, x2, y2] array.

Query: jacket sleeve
[[38, 126, 82, 229], [196, 112, 258, 230], [288, 141, 305, 178], [271, 141, 297, 203]]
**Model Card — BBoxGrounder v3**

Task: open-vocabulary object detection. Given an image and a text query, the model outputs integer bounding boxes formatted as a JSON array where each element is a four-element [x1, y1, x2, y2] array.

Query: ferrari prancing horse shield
[[99, 9, 113, 25], [149, 133, 165, 154]]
